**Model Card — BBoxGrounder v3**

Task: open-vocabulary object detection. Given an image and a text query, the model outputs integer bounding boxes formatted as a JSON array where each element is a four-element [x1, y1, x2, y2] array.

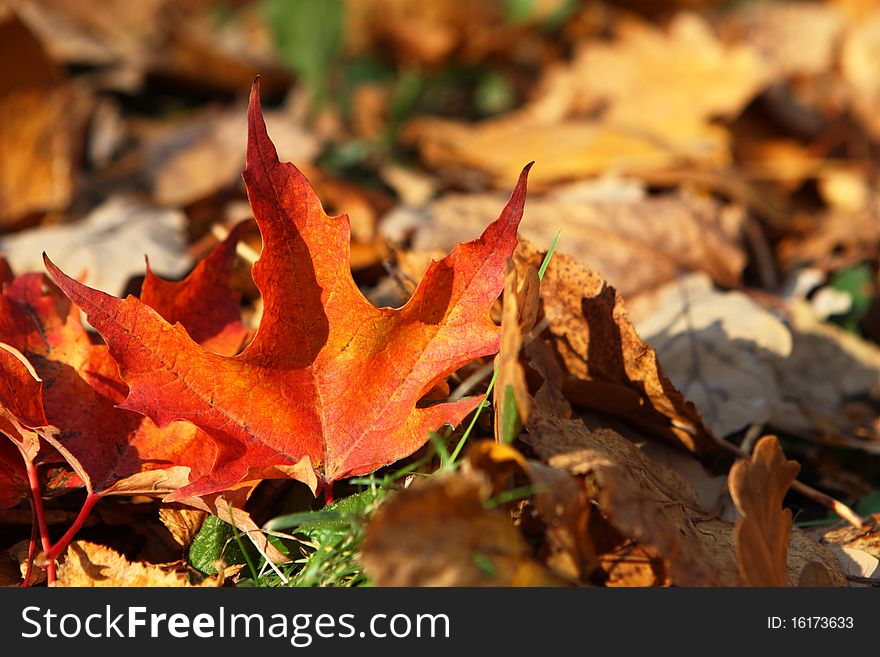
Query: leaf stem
[[24, 459, 55, 584], [21, 507, 38, 587], [40, 491, 102, 567]]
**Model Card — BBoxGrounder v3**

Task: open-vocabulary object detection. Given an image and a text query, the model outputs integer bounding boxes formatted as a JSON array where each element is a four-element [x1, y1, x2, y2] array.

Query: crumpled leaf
[[1, 196, 191, 297], [515, 243, 718, 454], [361, 469, 566, 587], [629, 274, 880, 446], [55, 540, 213, 587], [628, 273, 793, 438], [46, 79, 530, 500], [729, 435, 801, 586]]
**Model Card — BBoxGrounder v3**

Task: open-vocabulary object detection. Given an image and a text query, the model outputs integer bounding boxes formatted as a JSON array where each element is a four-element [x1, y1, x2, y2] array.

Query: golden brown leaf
[[493, 260, 539, 441], [158, 507, 207, 549], [361, 471, 566, 587], [467, 440, 595, 581], [516, 242, 718, 454], [395, 186, 746, 300], [729, 435, 801, 586], [0, 10, 89, 225], [55, 540, 214, 587]]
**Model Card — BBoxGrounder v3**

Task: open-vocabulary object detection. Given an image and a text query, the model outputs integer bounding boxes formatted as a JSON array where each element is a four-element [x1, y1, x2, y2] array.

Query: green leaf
[[189, 515, 251, 575], [829, 263, 873, 333], [499, 384, 521, 444], [264, 491, 379, 546]]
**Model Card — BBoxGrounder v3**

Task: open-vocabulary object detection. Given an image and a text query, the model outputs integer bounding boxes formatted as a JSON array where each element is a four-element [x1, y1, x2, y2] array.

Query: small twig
[[714, 437, 865, 529], [844, 574, 880, 587]]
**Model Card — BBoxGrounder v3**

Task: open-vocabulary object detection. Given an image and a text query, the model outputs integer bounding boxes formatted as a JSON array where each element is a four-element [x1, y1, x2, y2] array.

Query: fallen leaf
[[55, 540, 211, 587], [390, 184, 746, 299], [725, 2, 846, 78], [140, 221, 248, 355], [526, 407, 737, 585], [767, 300, 880, 447], [822, 512, 880, 565], [493, 260, 538, 442], [1, 195, 191, 297], [627, 273, 793, 438], [467, 440, 595, 582], [404, 115, 730, 191], [404, 12, 766, 188], [551, 13, 767, 132], [515, 243, 718, 454], [158, 507, 208, 549], [47, 79, 530, 500], [151, 107, 319, 208], [729, 435, 801, 586], [0, 9, 89, 225], [527, 409, 846, 586], [361, 470, 566, 586]]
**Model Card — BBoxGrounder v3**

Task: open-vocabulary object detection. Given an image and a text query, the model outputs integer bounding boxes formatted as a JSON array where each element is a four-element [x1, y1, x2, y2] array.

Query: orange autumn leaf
[[46, 78, 530, 500]]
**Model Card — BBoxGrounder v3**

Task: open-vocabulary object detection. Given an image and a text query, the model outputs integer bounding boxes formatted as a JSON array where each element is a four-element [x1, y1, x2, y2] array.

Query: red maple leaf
[[47, 79, 530, 501]]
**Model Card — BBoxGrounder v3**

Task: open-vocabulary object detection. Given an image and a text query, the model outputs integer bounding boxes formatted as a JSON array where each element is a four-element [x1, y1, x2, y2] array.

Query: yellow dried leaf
[[55, 540, 214, 587]]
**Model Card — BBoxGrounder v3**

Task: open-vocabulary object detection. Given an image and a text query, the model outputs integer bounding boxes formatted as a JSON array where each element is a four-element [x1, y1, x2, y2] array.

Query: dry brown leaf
[[729, 435, 801, 586], [724, 2, 846, 78], [0, 196, 191, 296], [11, 0, 287, 95], [0, 9, 89, 225], [344, 0, 561, 67], [387, 185, 746, 300], [628, 273, 793, 438], [467, 440, 595, 582], [552, 13, 766, 130], [516, 243, 718, 454], [55, 540, 213, 587], [822, 513, 880, 561], [526, 407, 737, 585], [777, 207, 880, 273], [158, 507, 207, 549], [768, 301, 880, 448], [151, 107, 319, 208], [841, 10, 880, 141], [494, 261, 539, 441], [526, 410, 846, 586], [403, 115, 730, 190], [361, 471, 567, 586]]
